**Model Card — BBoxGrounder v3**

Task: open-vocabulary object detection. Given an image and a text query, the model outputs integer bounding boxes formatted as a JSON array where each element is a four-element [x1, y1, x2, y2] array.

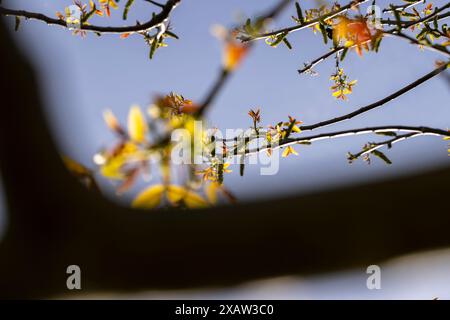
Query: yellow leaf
[[166, 185, 187, 203], [167, 185, 209, 208], [344, 40, 354, 47], [109, 0, 119, 9], [292, 125, 302, 133], [184, 192, 209, 208], [103, 109, 121, 133], [282, 145, 298, 157], [332, 90, 342, 97], [343, 88, 352, 95], [63, 156, 90, 176], [205, 182, 220, 204], [100, 155, 126, 180], [223, 162, 232, 173], [128, 105, 147, 143], [224, 42, 248, 71], [132, 184, 165, 209]]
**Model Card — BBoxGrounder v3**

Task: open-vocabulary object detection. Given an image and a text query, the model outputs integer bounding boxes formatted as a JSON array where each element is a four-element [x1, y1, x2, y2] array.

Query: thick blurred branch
[[197, 0, 292, 116]]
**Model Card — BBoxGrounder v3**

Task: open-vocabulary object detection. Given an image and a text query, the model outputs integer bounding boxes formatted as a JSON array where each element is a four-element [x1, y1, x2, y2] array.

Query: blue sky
[[3, 0, 450, 204]]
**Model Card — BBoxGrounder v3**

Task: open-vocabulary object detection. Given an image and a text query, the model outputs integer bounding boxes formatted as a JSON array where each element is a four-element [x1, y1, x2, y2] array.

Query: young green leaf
[[123, 0, 135, 20], [282, 37, 293, 50], [371, 150, 392, 165], [376, 131, 397, 137], [295, 2, 305, 24], [268, 31, 289, 47], [318, 22, 328, 44]]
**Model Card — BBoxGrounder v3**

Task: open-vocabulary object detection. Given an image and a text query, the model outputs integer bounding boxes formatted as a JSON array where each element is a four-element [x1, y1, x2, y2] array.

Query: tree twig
[[384, 31, 450, 57], [392, 2, 450, 29], [240, 0, 369, 42], [144, 0, 165, 9], [298, 46, 344, 74], [0, 0, 181, 34], [381, 11, 450, 27], [243, 125, 449, 156], [298, 62, 448, 131], [299, 6, 450, 75], [382, 0, 424, 14], [347, 132, 418, 161]]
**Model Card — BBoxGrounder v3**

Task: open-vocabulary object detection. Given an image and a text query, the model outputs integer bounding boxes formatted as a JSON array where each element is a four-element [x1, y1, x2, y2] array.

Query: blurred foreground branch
[[1, 18, 450, 299]]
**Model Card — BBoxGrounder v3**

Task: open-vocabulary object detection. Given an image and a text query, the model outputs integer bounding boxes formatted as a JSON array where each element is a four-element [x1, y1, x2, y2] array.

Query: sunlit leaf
[[224, 42, 248, 71], [167, 185, 209, 208], [205, 182, 220, 204], [103, 109, 124, 135], [183, 191, 209, 208], [332, 90, 343, 97], [63, 156, 90, 176], [127, 105, 147, 143], [100, 155, 127, 180], [282, 145, 298, 157], [132, 184, 165, 209]]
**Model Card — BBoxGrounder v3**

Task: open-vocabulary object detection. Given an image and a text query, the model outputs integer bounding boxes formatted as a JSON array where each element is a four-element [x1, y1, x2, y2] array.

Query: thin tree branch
[[298, 46, 344, 74], [244, 125, 449, 156], [384, 31, 450, 57], [381, 3, 450, 57], [381, 11, 450, 27], [0, 0, 181, 34], [240, 0, 369, 42], [391, 3, 450, 29], [144, 0, 165, 9], [222, 63, 448, 145], [298, 61, 448, 131], [382, 0, 424, 14], [299, 6, 450, 75], [348, 132, 418, 160]]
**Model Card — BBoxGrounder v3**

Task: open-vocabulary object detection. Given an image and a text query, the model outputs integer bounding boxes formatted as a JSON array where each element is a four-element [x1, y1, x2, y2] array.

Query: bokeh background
[[1, 0, 449, 299]]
